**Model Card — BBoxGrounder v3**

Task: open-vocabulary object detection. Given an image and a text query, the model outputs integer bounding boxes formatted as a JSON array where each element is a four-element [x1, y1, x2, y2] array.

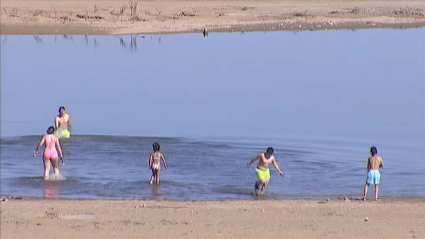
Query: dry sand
[[1, 0, 425, 35], [1, 197, 425, 239]]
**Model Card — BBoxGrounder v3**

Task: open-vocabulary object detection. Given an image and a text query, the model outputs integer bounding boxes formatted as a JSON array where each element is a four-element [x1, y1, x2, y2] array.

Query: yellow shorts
[[255, 168, 270, 180], [55, 128, 70, 138]]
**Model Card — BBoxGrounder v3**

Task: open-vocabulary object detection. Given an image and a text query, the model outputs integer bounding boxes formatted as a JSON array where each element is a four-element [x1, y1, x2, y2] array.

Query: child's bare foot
[[362, 197, 366, 201]]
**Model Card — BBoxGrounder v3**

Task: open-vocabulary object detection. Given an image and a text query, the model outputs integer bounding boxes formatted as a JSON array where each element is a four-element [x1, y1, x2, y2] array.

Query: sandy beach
[[1, 0, 425, 35], [1, 197, 425, 239]]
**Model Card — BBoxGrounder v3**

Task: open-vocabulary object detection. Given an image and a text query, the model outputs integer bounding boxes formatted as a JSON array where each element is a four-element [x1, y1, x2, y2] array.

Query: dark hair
[[370, 146, 377, 156], [266, 147, 274, 155], [152, 142, 160, 152], [46, 126, 55, 134], [58, 106, 65, 112]]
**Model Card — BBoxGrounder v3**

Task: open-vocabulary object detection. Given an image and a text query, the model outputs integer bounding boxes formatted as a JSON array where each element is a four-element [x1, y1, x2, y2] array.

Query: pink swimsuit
[[43, 135, 58, 159]]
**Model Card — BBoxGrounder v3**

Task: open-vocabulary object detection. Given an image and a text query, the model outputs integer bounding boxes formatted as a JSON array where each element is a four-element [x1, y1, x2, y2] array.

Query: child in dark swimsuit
[[149, 142, 168, 184]]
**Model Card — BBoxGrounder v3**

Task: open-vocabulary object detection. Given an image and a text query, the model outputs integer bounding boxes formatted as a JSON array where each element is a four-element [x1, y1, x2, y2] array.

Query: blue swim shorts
[[366, 170, 380, 185]]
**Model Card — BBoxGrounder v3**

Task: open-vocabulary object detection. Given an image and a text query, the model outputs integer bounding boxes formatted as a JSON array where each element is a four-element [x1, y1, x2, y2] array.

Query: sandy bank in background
[[1, 197, 425, 239], [1, 0, 425, 35]]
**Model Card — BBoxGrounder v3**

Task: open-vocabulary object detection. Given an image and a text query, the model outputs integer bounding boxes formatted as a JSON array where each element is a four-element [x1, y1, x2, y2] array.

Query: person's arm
[[366, 157, 370, 171], [55, 138, 64, 159], [67, 116, 72, 127], [33, 135, 45, 156], [380, 157, 384, 168], [54, 117, 59, 129], [161, 154, 168, 169], [247, 154, 261, 167], [148, 153, 153, 168], [272, 158, 284, 175]]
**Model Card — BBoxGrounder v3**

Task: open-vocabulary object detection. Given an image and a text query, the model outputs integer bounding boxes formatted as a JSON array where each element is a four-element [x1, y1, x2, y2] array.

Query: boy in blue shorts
[[363, 146, 384, 201]]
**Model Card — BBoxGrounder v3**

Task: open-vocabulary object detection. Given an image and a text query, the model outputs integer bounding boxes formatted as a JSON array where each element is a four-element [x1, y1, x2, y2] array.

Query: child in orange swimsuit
[[149, 142, 168, 184], [33, 126, 64, 180]]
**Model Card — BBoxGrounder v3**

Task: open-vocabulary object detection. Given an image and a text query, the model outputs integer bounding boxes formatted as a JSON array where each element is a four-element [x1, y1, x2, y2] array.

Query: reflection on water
[[0, 28, 359, 53], [115, 35, 138, 52], [151, 184, 161, 199], [33, 35, 42, 43], [1, 34, 151, 53], [43, 181, 62, 199]]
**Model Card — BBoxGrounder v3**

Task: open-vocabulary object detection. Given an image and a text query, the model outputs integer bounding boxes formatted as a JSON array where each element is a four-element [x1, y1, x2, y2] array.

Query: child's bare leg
[[43, 157, 51, 180], [375, 185, 379, 200], [255, 179, 266, 195], [51, 157, 59, 179], [261, 179, 269, 195], [149, 169, 155, 184], [363, 184, 369, 200], [156, 169, 161, 184], [259, 184, 265, 195], [254, 179, 264, 195], [254, 181, 260, 195]]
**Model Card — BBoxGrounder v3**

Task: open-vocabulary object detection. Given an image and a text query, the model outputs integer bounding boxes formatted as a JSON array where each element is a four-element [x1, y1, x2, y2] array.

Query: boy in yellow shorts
[[247, 147, 284, 195], [54, 106, 72, 138]]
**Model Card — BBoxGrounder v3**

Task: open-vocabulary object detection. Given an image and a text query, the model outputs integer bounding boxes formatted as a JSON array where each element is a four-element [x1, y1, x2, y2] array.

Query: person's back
[[368, 155, 383, 171], [44, 134, 58, 151], [151, 151, 163, 169]]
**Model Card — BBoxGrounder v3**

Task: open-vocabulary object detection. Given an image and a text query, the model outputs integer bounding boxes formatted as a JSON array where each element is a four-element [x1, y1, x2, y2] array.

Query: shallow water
[[1, 29, 424, 200]]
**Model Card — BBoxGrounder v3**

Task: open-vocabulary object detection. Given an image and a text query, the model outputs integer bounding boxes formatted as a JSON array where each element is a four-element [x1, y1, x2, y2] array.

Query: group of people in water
[[33, 106, 384, 198]]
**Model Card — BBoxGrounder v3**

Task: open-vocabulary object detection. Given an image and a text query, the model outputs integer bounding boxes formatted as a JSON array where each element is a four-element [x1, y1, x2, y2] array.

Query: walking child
[[149, 142, 168, 184], [247, 147, 284, 195]]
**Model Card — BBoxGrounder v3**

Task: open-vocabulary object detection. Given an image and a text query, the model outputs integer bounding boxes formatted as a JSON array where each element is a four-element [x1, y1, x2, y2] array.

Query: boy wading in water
[[247, 147, 284, 195], [363, 146, 384, 201], [149, 142, 168, 184]]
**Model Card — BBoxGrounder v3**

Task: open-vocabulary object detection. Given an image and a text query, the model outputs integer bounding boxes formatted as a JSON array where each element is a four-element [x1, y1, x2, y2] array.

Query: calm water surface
[[1, 29, 424, 200]]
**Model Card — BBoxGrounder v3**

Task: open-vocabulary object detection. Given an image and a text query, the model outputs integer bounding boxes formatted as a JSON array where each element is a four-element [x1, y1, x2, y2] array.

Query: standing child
[[149, 142, 168, 184], [363, 146, 384, 201]]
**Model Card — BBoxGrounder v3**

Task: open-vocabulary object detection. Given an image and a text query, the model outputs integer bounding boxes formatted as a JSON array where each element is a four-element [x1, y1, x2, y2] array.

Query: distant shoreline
[[1, 0, 424, 35], [2, 197, 425, 239]]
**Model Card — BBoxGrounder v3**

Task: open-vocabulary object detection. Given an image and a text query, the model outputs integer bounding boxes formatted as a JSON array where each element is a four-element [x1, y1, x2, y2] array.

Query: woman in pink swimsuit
[[33, 126, 64, 180]]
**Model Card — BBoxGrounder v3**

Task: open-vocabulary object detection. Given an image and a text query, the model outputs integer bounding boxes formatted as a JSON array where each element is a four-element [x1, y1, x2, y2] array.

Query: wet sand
[[1, 197, 425, 239], [1, 0, 425, 35]]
